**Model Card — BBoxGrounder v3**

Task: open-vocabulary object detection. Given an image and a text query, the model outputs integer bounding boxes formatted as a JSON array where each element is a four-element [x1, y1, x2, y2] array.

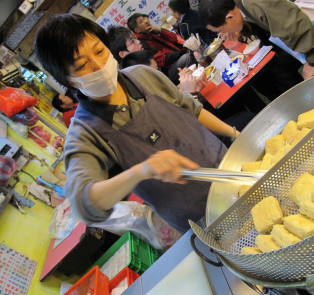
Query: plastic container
[[243, 39, 261, 55], [0, 156, 17, 186], [109, 267, 140, 295], [91, 232, 161, 280], [64, 265, 109, 295]]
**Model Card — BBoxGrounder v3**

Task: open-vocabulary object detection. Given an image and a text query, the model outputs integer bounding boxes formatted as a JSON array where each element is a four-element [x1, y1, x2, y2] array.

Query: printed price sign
[[97, 0, 170, 30]]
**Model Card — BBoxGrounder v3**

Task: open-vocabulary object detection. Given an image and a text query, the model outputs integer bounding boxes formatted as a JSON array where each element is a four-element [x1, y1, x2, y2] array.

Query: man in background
[[52, 89, 78, 128], [127, 13, 196, 84], [199, 0, 314, 80], [168, 0, 216, 45], [108, 26, 143, 64]]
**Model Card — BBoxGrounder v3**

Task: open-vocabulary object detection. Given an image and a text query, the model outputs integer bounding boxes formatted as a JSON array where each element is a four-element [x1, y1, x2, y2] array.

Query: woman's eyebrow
[[74, 41, 101, 61]]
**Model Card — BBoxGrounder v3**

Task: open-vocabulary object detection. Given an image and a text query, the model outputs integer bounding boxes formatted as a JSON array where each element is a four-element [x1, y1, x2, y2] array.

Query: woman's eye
[[76, 63, 86, 71], [97, 49, 104, 55]]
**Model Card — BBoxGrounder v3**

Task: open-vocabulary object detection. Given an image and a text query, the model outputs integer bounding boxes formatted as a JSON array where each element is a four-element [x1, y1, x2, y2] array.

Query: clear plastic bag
[[90, 201, 181, 251], [48, 199, 77, 239]]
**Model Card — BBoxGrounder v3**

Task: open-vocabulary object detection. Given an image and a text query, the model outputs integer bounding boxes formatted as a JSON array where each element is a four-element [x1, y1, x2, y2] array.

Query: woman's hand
[[302, 62, 314, 80], [178, 67, 208, 93], [179, 67, 197, 93], [196, 73, 208, 91], [137, 150, 199, 184]]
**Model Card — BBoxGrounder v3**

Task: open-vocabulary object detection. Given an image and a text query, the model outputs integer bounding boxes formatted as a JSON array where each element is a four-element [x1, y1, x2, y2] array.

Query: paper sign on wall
[[97, 0, 170, 30]]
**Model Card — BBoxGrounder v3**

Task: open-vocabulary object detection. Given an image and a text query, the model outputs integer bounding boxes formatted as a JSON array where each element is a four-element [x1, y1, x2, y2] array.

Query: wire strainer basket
[[190, 128, 314, 284]]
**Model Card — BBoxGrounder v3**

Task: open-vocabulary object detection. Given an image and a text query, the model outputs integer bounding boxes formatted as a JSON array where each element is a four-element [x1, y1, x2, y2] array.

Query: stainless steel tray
[[206, 77, 314, 225]]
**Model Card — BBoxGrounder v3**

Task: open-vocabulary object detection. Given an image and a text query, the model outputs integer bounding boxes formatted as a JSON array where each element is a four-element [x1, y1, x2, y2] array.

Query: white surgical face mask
[[67, 54, 118, 99]]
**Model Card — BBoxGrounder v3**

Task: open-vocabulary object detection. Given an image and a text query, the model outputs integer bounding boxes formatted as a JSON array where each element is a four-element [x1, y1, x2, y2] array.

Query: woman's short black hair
[[168, 0, 190, 14], [34, 13, 110, 88], [108, 26, 133, 62], [199, 0, 235, 27], [120, 50, 155, 69]]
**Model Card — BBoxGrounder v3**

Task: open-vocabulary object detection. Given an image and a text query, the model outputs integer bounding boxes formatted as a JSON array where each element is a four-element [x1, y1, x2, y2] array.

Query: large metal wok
[[206, 76, 314, 226]]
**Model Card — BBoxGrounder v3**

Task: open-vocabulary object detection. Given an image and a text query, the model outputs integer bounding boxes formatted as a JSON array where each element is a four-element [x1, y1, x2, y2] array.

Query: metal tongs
[[181, 168, 264, 184]]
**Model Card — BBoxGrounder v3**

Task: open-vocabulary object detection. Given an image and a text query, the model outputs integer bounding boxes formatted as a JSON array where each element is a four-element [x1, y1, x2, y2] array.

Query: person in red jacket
[[52, 89, 78, 128], [127, 13, 196, 84]]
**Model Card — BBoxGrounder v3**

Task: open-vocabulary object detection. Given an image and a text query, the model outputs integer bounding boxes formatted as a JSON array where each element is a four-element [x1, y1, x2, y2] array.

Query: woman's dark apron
[[76, 76, 226, 233]]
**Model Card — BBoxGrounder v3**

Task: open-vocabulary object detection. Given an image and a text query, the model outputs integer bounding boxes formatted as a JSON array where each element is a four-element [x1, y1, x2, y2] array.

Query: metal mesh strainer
[[191, 128, 314, 284]]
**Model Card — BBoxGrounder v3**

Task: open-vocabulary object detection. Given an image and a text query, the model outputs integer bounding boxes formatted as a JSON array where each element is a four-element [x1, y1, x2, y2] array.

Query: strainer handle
[[190, 233, 223, 267]]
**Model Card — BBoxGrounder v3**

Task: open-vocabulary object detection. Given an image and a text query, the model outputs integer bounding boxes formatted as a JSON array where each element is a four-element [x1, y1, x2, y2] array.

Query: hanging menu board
[[96, 0, 170, 30]]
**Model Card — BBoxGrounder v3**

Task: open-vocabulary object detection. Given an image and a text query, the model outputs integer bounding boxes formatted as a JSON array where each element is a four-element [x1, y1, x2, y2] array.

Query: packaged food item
[[0, 156, 16, 186], [222, 58, 249, 87], [243, 39, 261, 55]]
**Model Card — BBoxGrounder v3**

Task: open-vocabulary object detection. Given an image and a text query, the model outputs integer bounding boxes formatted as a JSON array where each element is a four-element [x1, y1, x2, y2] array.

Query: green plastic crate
[[91, 232, 161, 275]]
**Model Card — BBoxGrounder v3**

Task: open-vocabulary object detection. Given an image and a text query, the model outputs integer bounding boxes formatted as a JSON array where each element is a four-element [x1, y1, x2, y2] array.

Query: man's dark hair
[[52, 89, 77, 112], [120, 50, 155, 69], [199, 0, 235, 27], [127, 13, 142, 32], [168, 0, 191, 14], [108, 26, 133, 62], [34, 13, 110, 88]]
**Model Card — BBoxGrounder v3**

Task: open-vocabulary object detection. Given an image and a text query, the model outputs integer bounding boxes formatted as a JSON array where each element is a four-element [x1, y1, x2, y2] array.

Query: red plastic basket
[[109, 267, 140, 293], [65, 266, 109, 295]]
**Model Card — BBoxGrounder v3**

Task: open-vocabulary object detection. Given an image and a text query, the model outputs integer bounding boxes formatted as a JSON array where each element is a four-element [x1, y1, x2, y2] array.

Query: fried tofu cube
[[296, 109, 314, 129], [265, 135, 285, 155], [299, 199, 314, 219], [242, 161, 261, 172], [271, 144, 292, 165], [251, 196, 283, 233], [260, 153, 274, 170], [281, 121, 299, 144], [283, 214, 314, 239], [238, 185, 252, 197], [241, 247, 262, 255], [255, 235, 280, 252], [291, 127, 311, 147], [271, 224, 301, 248], [287, 172, 314, 205]]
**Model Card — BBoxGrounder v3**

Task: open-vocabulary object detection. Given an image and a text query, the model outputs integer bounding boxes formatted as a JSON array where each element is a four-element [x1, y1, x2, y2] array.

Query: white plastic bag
[[48, 199, 77, 239], [90, 201, 181, 251]]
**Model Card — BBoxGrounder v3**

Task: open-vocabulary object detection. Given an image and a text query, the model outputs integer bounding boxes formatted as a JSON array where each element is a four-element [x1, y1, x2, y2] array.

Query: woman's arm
[[89, 150, 199, 211], [198, 108, 240, 139]]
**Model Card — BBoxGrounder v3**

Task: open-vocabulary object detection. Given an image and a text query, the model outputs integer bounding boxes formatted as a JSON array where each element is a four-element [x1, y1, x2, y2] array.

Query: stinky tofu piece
[[287, 172, 314, 205], [299, 199, 314, 219], [283, 214, 314, 239], [281, 121, 299, 144], [238, 185, 252, 197], [251, 196, 283, 233], [242, 161, 261, 172], [255, 235, 280, 252], [291, 127, 311, 147], [260, 153, 274, 170], [241, 247, 262, 255], [265, 135, 285, 155], [271, 144, 292, 165], [296, 109, 314, 129], [271, 224, 301, 248]]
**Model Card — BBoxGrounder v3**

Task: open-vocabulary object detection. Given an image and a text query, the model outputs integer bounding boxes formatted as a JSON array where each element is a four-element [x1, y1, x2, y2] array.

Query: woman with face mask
[[35, 14, 239, 234]]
